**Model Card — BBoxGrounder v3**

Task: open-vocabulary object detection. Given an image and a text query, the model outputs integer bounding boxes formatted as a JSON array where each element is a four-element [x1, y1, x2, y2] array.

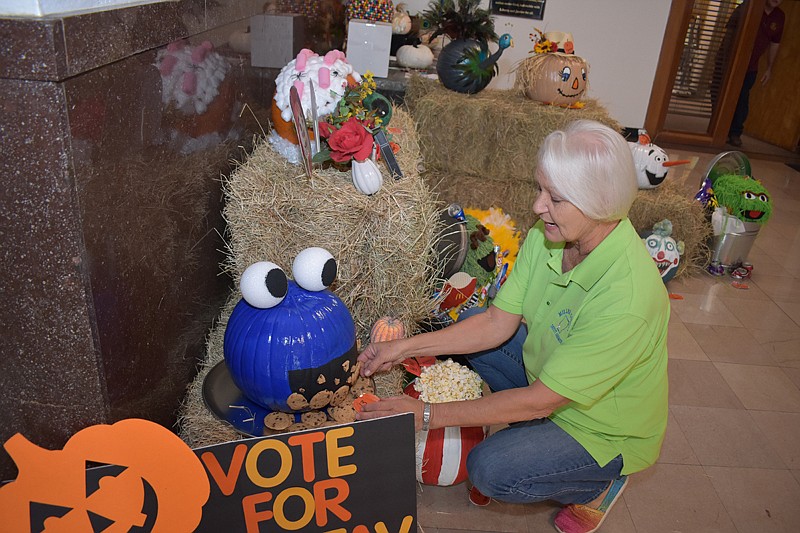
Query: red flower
[[327, 117, 374, 163]]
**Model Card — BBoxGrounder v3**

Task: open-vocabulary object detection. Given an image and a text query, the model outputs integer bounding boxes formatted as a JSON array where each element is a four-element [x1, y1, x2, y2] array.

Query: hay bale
[[405, 76, 621, 183], [629, 179, 711, 279], [178, 107, 440, 446]]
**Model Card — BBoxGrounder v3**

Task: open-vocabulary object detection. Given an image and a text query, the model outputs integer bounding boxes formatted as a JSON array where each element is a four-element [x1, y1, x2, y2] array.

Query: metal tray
[[202, 361, 274, 437]]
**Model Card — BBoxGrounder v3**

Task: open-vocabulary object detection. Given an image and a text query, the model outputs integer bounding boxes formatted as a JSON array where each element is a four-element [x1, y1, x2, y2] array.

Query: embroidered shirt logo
[[549, 308, 574, 344]]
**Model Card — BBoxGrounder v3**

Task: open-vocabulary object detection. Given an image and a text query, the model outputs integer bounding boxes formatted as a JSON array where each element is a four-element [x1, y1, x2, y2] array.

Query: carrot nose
[[572, 78, 579, 90], [663, 159, 691, 167]]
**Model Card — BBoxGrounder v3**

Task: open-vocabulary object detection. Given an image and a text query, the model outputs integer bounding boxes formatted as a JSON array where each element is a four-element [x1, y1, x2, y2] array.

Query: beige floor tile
[[720, 297, 799, 332], [704, 466, 800, 533], [782, 367, 800, 389], [750, 411, 800, 469], [522, 500, 562, 532], [747, 244, 794, 278], [670, 405, 785, 468], [749, 327, 800, 368], [751, 273, 800, 301], [658, 410, 700, 465], [667, 360, 744, 409], [667, 272, 721, 295], [776, 300, 800, 327], [416, 484, 529, 532], [714, 362, 800, 412], [685, 323, 776, 365], [623, 464, 737, 533], [669, 292, 742, 326], [667, 320, 708, 361]]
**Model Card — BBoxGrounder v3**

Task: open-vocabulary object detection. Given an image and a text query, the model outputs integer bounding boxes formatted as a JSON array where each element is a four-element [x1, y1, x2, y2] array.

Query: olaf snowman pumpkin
[[629, 131, 691, 189]]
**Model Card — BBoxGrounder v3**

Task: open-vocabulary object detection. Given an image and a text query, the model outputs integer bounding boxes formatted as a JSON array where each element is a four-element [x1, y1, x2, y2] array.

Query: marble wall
[[0, 0, 275, 479]]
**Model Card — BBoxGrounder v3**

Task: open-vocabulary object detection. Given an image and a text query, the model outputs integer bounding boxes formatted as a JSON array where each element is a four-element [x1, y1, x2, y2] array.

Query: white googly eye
[[292, 247, 336, 291], [240, 262, 288, 308]]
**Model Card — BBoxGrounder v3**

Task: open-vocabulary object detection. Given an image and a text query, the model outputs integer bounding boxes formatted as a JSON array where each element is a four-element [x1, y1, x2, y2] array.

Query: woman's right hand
[[358, 340, 406, 377]]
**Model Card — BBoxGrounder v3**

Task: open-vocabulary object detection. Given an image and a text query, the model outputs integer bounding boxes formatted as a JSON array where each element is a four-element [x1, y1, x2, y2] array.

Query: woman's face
[[533, 171, 596, 244]]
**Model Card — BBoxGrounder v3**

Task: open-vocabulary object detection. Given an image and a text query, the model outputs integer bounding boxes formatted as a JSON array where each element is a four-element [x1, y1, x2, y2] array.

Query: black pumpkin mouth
[[744, 210, 764, 220], [645, 169, 667, 186], [557, 89, 583, 98]]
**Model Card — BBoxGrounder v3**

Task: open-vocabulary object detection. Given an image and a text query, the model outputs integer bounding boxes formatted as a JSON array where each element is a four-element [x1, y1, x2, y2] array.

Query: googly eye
[[581, 68, 586, 81], [240, 262, 288, 308], [292, 247, 337, 291], [560, 66, 571, 82], [759, 193, 768, 202], [744, 191, 756, 200]]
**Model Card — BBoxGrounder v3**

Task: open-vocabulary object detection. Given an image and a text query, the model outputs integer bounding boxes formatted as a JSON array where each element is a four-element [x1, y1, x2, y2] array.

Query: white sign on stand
[[346, 19, 392, 78]]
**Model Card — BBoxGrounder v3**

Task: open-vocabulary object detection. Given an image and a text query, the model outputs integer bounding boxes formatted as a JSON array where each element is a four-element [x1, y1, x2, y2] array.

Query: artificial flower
[[326, 117, 374, 163]]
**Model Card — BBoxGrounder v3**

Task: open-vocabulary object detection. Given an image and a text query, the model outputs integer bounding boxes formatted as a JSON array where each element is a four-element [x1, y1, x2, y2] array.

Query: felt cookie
[[347, 361, 362, 384], [351, 375, 375, 397], [328, 404, 357, 423], [309, 389, 334, 409], [264, 411, 294, 431], [286, 422, 312, 432], [331, 385, 351, 406], [301, 410, 328, 427], [286, 392, 309, 410]]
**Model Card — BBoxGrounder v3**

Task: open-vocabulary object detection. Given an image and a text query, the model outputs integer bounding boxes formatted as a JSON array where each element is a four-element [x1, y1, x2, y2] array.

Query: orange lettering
[[288, 431, 325, 482], [313, 478, 351, 526], [200, 444, 247, 496], [242, 491, 274, 533]]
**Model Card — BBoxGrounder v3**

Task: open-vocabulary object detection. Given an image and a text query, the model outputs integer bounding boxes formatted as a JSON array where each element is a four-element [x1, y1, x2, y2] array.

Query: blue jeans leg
[[456, 307, 624, 505], [459, 307, 529, 392], [729, 70, 757, 137]]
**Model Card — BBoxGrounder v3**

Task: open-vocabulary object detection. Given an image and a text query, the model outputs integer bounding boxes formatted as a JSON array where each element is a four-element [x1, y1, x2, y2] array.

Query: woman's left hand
[[355, 395, 426, 431]]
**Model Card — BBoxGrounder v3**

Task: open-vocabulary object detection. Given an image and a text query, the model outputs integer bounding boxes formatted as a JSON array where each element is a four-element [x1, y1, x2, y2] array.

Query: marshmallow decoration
[[156, 41, 230, 115], [273, 49, 361, 124]]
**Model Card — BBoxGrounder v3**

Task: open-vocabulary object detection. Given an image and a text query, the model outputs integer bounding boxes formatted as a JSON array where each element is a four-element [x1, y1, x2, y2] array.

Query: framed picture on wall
[[490, 0, 546, 20]]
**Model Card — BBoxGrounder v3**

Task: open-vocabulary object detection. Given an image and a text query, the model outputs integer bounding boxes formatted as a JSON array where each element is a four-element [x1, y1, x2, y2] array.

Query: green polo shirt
[[493, 218, 669, 474]]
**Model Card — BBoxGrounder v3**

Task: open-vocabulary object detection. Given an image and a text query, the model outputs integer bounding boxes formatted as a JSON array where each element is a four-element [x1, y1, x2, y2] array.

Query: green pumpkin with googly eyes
[[712, 174, 772, 225]]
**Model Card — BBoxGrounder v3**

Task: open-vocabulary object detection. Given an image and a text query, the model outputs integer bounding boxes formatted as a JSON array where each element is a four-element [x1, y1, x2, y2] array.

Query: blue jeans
[[459, 307, 623, 505], [729, 70, 757, 138]]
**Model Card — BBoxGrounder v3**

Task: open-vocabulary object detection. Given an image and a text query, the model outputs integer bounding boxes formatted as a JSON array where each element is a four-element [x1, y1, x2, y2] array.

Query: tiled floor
[[416, 151, 800, 532]]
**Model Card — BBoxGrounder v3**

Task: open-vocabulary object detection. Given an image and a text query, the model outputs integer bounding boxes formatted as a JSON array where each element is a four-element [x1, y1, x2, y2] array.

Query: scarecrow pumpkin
[[223, 248, 359, 413], [515, 29, 588, 108]]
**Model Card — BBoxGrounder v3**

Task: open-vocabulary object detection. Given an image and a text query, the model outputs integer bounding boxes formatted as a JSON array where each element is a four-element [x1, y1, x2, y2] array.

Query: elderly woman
[[356, 119, 668, 533]]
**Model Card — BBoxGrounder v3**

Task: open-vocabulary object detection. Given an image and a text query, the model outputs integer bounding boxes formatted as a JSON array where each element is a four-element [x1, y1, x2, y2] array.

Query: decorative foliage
[[421, 0, 498, 42], [312, 73, 399, 165]]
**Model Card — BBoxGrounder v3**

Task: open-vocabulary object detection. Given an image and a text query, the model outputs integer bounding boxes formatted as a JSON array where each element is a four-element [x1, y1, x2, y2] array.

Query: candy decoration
[[346, 0, 394, 23]]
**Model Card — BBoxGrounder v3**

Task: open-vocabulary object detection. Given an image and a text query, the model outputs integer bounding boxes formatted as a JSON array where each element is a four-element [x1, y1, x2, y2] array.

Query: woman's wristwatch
[[422, 402, 432, 431]]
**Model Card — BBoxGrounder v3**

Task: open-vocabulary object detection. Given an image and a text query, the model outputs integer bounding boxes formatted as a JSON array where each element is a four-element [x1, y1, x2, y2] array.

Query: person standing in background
[[726, 0, 785, 147]]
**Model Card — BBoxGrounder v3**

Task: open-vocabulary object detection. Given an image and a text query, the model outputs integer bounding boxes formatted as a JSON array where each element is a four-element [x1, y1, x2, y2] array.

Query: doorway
[[645, 0, 800, 158]]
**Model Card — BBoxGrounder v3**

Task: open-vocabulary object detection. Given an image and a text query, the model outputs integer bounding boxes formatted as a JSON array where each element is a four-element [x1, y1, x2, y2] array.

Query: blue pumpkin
[[223, 250, 358, 412]]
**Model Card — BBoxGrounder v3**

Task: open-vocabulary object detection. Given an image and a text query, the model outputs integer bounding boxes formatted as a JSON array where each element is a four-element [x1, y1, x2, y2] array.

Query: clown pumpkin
[[641, 219, 684, 283]]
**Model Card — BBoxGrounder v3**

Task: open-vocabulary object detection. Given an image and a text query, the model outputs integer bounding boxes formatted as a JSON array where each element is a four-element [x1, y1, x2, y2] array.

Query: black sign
[[195, 414, 417, 532], [490, 0, 546, 20]]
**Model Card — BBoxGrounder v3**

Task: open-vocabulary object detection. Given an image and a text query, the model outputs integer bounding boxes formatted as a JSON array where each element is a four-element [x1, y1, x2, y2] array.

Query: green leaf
[[312, 148, 331, 163]]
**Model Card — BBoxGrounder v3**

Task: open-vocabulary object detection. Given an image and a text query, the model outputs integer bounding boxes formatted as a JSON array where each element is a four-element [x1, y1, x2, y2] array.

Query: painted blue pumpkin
[[223, 249, 358, 412]]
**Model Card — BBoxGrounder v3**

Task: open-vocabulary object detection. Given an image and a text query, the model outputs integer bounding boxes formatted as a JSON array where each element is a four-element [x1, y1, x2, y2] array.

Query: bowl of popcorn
[[404, 358, 486, 487], [411, 358, 483, 403]]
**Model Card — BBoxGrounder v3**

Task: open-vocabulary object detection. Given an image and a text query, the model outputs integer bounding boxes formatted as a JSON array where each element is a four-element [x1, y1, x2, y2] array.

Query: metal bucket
[[710, 221, 761, 269]]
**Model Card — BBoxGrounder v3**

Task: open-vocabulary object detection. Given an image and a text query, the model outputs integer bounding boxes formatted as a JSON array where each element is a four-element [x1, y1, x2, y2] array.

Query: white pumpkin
[[228, 28, 251, 54], [397, 44, 434, 69], [392, 3, 412, 35], [352, 159, 383, 195]]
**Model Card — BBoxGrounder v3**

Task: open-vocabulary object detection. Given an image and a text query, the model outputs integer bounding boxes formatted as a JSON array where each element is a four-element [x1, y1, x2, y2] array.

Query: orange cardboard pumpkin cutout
[[0, 419, 209, 533]]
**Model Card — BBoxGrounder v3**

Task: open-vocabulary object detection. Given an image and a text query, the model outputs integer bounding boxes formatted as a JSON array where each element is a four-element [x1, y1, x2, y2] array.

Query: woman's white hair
[[537, 120, 637, 222]]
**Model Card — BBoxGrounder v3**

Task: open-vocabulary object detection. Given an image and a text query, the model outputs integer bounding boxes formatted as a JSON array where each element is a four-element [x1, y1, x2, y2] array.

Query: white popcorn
[[414, 358, 483, 403]]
